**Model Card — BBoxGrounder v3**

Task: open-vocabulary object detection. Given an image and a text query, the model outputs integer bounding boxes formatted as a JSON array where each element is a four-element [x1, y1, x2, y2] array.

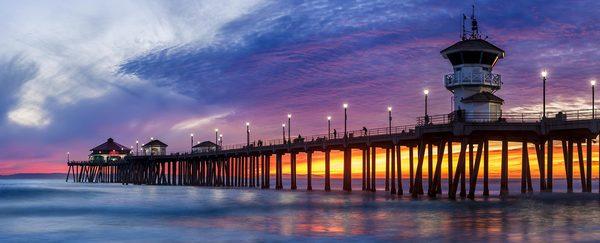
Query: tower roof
[[461, 92, 504, 104], [441, 39, 505, 58]]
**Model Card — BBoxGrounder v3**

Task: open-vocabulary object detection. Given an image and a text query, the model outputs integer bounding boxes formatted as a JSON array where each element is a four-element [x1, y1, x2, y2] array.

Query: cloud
[[171, 112, 233, 131], [0, 0, 265, 128]]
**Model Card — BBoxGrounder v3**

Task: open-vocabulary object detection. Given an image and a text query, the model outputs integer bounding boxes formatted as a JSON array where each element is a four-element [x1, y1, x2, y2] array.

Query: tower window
[[448, 53, 462, 65], [481, 52, 498, 66], [462, 51, 481, 64]]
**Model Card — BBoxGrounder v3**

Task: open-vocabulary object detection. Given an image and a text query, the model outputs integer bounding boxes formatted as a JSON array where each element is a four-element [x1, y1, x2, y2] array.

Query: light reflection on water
[[0, 179, 599, 242]]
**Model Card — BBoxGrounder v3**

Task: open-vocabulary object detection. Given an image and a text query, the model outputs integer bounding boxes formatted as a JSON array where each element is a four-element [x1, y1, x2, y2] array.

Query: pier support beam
[[577, 142, 586, 192], [291, 152, 297, 190], [536, 142, 546, 191], [483, 140, 489, 196], [362, 149, 366, 191], [385, 148, 390, 191], [409, 146, 414, 193], [391, 146, 396, 195], [371, 146, 377, 192], [276, 154, 283, 190], [429, 140, 446, 197], [307, 151, 313, 191], [366, 146, 371, 191], [427, 143, 433, 195], [396, 145, 403, 195], [547, 139, 553, 191], [586, 138, 592, 192], [468, 142, 483, 199], [500, 139, 509, 197], [521, 142, 528, 194], [325, 150, 331, 191], [449, 139, 467, 199], [344, 148, 352, 191], [412, 141, 426, 197]]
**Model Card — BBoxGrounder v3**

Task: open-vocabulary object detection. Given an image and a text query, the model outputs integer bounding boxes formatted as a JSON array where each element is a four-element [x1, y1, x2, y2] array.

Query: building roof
[[441, 39, 505, 57], [192, 141, 219, 148], [90, 138, 131, 154], [461, 92, 504, 104], [142, 139, 168, 148]]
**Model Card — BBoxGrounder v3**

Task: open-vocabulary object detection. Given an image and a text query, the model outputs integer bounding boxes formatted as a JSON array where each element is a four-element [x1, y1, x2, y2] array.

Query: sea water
[[0, 179, 599, 242]]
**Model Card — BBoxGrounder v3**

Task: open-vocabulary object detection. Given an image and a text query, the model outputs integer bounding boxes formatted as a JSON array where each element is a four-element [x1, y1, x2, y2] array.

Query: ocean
[[1, 178, 599, 242]]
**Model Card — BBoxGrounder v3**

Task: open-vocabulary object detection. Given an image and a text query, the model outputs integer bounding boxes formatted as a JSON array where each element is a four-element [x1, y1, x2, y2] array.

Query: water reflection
[[0, 179, 598, 241]]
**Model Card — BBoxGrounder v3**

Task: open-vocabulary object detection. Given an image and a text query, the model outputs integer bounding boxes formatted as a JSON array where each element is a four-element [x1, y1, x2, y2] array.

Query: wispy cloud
[[171, 112, 233, 131]]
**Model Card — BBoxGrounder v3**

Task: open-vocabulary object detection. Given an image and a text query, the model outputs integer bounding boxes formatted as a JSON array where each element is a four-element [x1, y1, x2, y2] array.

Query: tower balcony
[[444, 72, 502, 89]]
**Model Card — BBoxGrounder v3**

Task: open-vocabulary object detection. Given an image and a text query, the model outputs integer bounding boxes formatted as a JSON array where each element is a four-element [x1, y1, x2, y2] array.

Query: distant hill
[[0, 173, 67, 179]]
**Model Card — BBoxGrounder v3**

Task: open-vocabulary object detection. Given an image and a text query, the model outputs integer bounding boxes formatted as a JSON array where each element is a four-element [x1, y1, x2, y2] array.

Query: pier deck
[[67, 110, 600, 198]]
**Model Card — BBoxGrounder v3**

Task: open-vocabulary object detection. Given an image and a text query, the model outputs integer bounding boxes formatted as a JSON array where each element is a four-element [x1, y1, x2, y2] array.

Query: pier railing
[[417, 109, 600, 125], [129, 109, 600, 156], [169, 124, 417, 155]]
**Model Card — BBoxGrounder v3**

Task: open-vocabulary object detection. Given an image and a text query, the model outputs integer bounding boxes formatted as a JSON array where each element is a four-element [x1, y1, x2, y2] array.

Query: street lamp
[[541, 70, 548, 118], [327, 116, 332, 139], [287, 114, 292, 144], [190, 133, 194, 153], [343, 103, 348, 138], [246, 122, 250, 146], [591, 80, 596, 119], [66, 152, 70, 162], [215, 128, 219, 146], [423, 89, 429, 124], [219, 134, 223, 147], [282, 123, 286, 143], [388, 106, 392, 134], [135, 140, 139, 156]]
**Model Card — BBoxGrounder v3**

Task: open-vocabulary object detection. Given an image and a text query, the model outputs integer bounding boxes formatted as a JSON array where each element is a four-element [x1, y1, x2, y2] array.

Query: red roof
[[90, 138, 131, 154]]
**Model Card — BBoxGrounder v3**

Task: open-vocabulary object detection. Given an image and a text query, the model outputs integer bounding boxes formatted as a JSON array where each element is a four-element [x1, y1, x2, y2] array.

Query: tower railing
[[444, 72, 501, 88]]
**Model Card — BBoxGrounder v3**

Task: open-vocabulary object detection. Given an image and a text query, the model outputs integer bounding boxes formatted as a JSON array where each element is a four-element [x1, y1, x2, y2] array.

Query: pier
[[67, 109, 600, 198], [66, 9, 600, 198]]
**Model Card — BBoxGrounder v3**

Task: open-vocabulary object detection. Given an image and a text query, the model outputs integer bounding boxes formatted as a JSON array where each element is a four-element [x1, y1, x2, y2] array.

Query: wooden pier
[[67, 110, 600, 198]]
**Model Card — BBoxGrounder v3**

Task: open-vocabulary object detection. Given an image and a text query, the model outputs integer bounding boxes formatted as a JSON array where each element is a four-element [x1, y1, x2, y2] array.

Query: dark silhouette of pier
[[67, 109, 600, 198]]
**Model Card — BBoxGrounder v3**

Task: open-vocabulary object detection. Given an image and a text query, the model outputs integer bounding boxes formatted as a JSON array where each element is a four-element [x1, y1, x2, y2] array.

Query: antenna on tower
[[461, 14, 467, 40], [470, 4, 480, 39]]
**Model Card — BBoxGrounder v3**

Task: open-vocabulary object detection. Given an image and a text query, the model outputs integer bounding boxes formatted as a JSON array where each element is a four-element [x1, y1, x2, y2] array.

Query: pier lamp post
[[190, 133, 194, 153], [591, 80, 596, 119], [388, 106, 392, 134], [343, 103, 348, 138], [287, 114, 292, 144], [136, 140, 139, 156], [541, 70, 548, 118], [66, 152, 70, 162], [423, 89, 429, 124], [246, 122, 250, 146], [219, 134, 223, 147], [282, 123, 286, 143], [327, 116, 332, 139], [215, 128, 219, 146]]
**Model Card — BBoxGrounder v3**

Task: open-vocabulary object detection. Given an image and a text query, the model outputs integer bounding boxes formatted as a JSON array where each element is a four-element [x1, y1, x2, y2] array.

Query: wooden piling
[[391, 146, 396, 195], [385, 148, 390, 191], [500, 139, 509, 197], [325, 150, 331, 191], [371, 146, 376, 192], [396, 145, 403, 195]]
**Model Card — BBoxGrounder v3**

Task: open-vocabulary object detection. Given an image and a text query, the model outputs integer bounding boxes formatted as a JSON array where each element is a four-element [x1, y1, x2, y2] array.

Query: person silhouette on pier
[[363, 127, 368, 136]]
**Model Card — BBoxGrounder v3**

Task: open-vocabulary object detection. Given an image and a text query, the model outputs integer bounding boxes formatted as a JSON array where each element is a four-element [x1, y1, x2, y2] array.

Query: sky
[[0, 0, 599, 175]]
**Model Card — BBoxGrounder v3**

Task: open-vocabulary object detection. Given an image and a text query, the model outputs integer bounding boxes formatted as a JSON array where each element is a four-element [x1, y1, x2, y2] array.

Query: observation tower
[[441, 6, 505, 122]]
